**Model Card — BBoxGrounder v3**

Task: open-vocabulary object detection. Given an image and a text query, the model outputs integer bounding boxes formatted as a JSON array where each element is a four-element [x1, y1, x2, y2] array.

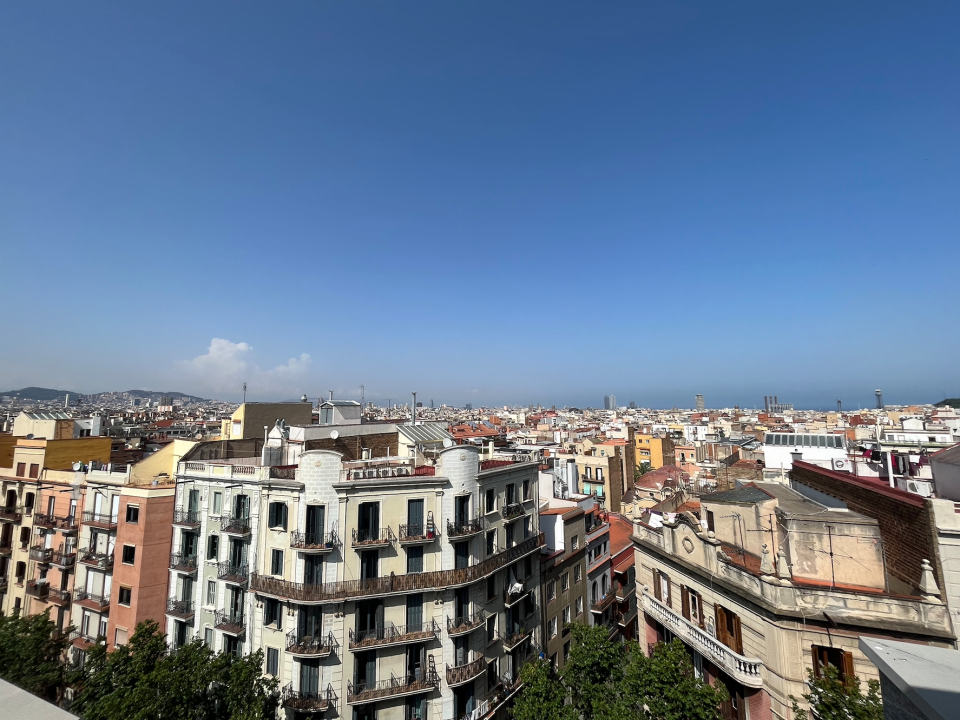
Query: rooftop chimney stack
[[329, 390, 333, 402]]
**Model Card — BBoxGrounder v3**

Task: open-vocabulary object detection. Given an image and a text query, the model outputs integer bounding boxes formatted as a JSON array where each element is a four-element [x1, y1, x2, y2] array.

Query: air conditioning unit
[[365, 469, 378, 479], [352, 470, 364, 480]]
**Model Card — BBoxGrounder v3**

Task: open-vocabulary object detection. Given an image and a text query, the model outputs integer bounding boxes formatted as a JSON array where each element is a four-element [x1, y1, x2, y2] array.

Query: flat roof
[[859, 638, 960, 720]]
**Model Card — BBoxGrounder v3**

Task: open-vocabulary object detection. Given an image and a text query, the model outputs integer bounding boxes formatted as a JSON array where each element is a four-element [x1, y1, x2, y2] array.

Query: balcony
[[446, 655, 485, 687], [0, 506, 24, 523], [214, 609, 245, 636], [447, 517, 483, 539], [614, 581, 630, 602], [502, 503, 525, 521], [251, 532, 545, 604], [217, 561, 249, 586], [282, 683, 337, 713], [170, 552, 199, 574], [640, 591, 763, 688], [352, 527, 395, 549], [447, 611, 486, 637], [0, 540, 11, 556], [82, 511, 118, 530], [398, 523, 438, 545], [51, 549, 77, 569], [34, 514, 58, 530], [47, 587, 72, 606], [29, 545, 53, 564], [25, 580, 49, 600], [614, 605, 637, 628], [69, 628, 101, 651], [350, 620, 440, 650], [218, 515, 251, 536], [590, 592, 617, 614], [286, 629, 338, 657], [497, 627, 531, 652], [74, 589, 110, 612], [347, 671, 440, 705], [79, 549, 114, 571], [166, 597, 196, 621], [349, 619, 440, 651], [173, 508, 202, 528], [0, 576, 6, 593], [290, 531, 340, 554], [503, 581, 528, 608]]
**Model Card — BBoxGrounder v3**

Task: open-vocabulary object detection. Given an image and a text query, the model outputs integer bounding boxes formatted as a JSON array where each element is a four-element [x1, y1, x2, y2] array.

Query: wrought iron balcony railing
[[0, 506, 24, 522], [79, 549, 114, 571], [352, 527, 396, 547], [502, 503, 525, 521], [166, 597, 196, 619], [497, 627, 531, 651], [217, 514, 251, 535], [446, 655, 485, 687], [173, 508, 202, 527], [51, 549, 77, 568], [29, 545, 53, 563], [214, 609, 245, 635], [282, 683, 337, 712], [47, 587, 72, 605], [290, 531, 340, 553], [447, 611, 486, 637], [217, 561, 249, 585], [286, 629, 338, 657], [82, 511, 118, 528], [25, 580, 49, 600], [446, 517, 483, 538], [74, 589, 110, 610], [398, 523, 438, 544], [347, 671, 439, 705], [348, 619, 440, 650], [170, 552, 199, 573]]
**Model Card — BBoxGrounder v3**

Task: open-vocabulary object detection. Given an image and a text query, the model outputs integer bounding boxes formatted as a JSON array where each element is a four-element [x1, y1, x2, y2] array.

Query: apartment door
[[407, 643, 425, 681], [356, 600, 383, 639], [358, 502, 379, 541], [300, 659, 320, 695], [454, 685, 475, 720], [181, 576, 195, 603], [228, 587, 244, 617], [188, 489, 200, 515], [228, 539, 247, 568], [454, 636, 467, 666], [454, 542, 469, 570], [355, 650, 376, 689], [455, 495, 470, 526], [407, 499, 424, 535], [406, 695, 426, 720], [233, 494, 250, 519], [304, 555, 323, 584], [305, 505, 325, 541], [406, 594, 422, 632], [110, 495, 120, 523], [93, 493, 104, 518], [455, 588, 470, 621], [359, 550, 378, 580], [298, 606, 323, 639], [182, 531, 199, 558]]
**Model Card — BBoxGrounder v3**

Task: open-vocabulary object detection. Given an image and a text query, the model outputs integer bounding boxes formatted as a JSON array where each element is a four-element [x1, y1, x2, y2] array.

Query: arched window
[[592, 581, 599, 603], [602, 575, 608, 594]]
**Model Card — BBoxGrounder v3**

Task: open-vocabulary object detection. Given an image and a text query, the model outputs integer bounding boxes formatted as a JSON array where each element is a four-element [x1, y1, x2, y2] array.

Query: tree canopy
[[0, 608, 71, 701], [512, 623, 727, 720], [71, 620, 278, 720], [790, 665, 882, 720]]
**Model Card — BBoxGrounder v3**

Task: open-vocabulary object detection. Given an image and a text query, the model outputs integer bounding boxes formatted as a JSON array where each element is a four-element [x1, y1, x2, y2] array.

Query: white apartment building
[[167, 439, 543, 720]]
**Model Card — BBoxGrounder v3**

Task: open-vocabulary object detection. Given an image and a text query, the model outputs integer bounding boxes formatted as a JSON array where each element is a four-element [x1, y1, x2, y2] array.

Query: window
[[271, 549, 283, 576], [596, 467, 603, 481], [407, 545, 424, 573], [571, 535, 579, 550], [268, 502, 288, 530], [266, 647, 280, 676], [715, 605, 743, 655], [212, 492, 222, 515], [203, 627, 213, 646], [574, 564, 582, 583], [487, 576, 496, 601], [576, 596, 583, 615], [549, 617, 558, 638], [121, 545, 136, 565], [115, 628, 128, 646], [16, 463, 25, 477], [563, 640, 571, 661], [563, 606, 571, 624], [28, 464, 39, 479], [681, 586, 704, 629], [118, 587, 132, 606], [522, 479, 530, 500], [486, 530, 496, 556], [812, 645, 854, 685], [584, 467, 591, 480], [561, 572, 569, 593], [485, 488, 496, 514], [706, 510, 715, 533], [653, 569, 671, 608], [264, 598, 281, 628], [206, 580, 216, 606], [125, 505, 139, 524], [486, 615, 496, 643], [207, 534, 219, 560], [547, 581, 556, 602]]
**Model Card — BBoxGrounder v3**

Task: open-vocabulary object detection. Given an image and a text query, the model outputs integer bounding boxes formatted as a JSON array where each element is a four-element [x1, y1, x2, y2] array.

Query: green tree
[[634, 462, 651, 481], [0, 608, 71, 701], [790, 665, 883, 720], [72, 620, 278, 720], [512, 625, 726, 720]]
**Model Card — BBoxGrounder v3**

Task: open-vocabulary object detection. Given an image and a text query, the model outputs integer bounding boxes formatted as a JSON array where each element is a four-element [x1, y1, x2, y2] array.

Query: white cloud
[[178, 339, 312, 397]]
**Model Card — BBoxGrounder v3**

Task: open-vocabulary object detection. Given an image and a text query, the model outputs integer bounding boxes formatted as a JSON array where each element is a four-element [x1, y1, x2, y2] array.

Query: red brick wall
[[790, 462, 941, 593], [747, 688, 772, 720]]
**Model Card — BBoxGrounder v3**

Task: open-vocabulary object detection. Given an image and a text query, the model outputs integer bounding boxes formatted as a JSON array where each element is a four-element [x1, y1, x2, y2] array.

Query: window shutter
[[811, 646, 821, 678], [681, 586, 690, 621], [665, 575, 672, 609], [715, 605, 726, 642], [280, 504, 288, 530], [653, 570, 661, 601], [732, 613, 743, 654], [695, 592, 705, 629], [841, 651, 855, 687], [268, 503, 276, 528]]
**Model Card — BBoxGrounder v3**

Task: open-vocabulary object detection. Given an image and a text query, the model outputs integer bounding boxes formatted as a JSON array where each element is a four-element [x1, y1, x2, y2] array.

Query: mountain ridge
[[0, 387, 209, 403]]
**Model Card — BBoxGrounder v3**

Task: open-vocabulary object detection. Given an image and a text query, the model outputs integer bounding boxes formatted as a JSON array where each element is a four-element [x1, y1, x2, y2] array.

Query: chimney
[[328, 390, 333, 402]]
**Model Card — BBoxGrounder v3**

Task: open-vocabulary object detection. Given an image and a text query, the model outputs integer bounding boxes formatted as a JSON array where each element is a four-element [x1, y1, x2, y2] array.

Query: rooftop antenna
[[243, 383, 247, 404], [360, 385, 365, 406]]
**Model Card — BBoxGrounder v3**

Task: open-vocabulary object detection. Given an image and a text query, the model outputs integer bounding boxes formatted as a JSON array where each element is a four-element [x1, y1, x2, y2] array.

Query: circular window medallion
[[314, 460, 322, 468], [459, 453, 466, 461], [682, 537, 695, 554]]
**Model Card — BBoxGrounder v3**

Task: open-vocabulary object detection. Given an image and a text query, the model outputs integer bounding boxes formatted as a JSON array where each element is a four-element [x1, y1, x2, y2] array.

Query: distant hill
[[0, 387, 83, 402], [935, 398, 960, 409], [0, 387, 209, 404]]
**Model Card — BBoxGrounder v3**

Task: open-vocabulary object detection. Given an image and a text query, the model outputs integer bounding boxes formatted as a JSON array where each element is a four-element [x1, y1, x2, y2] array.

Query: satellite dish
[[443, 439, 454, 448], [72, 462, 82, 471], [26, 433, 34, 440], [330, 430, 340, 440]]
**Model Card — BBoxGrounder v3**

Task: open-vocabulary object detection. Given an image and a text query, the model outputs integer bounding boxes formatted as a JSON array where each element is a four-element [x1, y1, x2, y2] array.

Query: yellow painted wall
[[130, 441, 197, 485], [0, 435, 15, 468], [14, 437, 113, 471]]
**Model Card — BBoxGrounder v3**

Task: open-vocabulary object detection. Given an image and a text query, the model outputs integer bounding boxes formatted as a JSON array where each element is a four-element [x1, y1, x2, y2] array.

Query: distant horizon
[[1, 383, 954, 413]]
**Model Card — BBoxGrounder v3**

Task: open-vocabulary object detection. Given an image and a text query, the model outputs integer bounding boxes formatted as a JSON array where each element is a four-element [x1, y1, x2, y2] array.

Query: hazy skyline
[[1, 2, 957, 410]]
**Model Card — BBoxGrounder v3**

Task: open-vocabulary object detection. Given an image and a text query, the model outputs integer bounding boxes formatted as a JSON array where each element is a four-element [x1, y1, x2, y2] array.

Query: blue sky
[[1, 1, 957, 409]]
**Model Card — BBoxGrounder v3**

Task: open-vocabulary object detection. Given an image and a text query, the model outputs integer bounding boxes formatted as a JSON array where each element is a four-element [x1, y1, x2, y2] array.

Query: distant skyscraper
[[160, 395, 173, 407], [603, 395, 616, 410], [695, 394, 705, 411], [875, 389, 883, 409], [465, 403, 472, 411], [629, 401, 636, 409]]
